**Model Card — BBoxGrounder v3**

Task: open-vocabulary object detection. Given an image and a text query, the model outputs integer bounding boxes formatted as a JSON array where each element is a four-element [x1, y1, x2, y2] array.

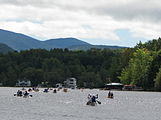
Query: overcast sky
[[0, 0, 161, 47]]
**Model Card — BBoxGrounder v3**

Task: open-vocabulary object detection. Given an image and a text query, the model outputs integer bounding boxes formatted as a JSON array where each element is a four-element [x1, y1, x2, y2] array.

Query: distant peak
[[49, 37, 79, 40]]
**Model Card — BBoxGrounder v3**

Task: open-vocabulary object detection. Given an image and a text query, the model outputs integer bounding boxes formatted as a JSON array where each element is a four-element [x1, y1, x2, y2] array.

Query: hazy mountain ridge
[[69, 44, 127, 50], [0, 29, 42, 50], [0, 29, 126, 51], [44, 38, 90, 48], [0, 43, 14, 53]]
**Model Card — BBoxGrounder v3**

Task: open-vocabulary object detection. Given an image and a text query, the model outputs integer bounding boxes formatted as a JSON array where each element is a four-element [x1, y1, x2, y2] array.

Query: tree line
[[0, 48, 127, 88], [0, 38, 161, 91], [119, 38, 161, 91]]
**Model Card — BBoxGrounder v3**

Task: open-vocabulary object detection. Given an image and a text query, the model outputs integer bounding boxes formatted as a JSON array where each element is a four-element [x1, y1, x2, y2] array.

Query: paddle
[[29, 95, 33, 97], [96, 100, 101, 104]]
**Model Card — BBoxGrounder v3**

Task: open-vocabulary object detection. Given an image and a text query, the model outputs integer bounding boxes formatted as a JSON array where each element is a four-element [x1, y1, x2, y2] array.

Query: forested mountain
[[0, 43, 14, 53], [0, 29, 125, 51]]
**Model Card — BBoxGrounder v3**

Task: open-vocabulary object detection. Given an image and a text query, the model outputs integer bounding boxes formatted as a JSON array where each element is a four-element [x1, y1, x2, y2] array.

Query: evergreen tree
[[154, 68, 161, 91]]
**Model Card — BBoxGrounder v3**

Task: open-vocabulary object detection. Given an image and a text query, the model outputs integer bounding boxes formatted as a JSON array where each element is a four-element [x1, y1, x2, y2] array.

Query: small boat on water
[[14, 94, 23, 97], [86, 101, 97, 106], [107, 96, 114, 99], [32, 87, 39, 92], [86, 94, 101, 106], [53, 89, 57, 93], [14, 90, 32, 98], [23, 95, 32, 98], [23, 95, 29, 98], [107, 91, 114, 99], [43, 88, 49, 93], [14, 93, 32, 98], [28, 88, 32, 92], [63, 88, 68, 92], [34, 89, 39, 92]]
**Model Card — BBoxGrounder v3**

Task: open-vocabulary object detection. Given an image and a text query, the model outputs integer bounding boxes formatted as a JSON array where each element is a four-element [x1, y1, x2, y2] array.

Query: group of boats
[[14, 87, 114, 106], [14, 87, 66, 98], [43, 88, 57, 93], [86, 91, 114, 106], [14, 89, 32, 98], [14, 87, 44, 98], [107, 91, 114, 99]]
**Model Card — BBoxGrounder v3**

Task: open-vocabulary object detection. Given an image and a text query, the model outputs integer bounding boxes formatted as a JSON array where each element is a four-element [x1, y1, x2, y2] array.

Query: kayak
[[34, 89, 39, 92], [14, 94, 23, 97], [63, 88, 68, 92], [23, 95, 32, 98], [86, 101, 97, 106], [107, 96, 114, 99], [23, 95, 29, 98]]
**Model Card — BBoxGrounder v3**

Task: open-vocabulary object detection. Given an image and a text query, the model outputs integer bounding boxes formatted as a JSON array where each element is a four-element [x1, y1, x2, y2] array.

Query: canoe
[[86, 101, 97, 106], [107, 96, 114, 99]]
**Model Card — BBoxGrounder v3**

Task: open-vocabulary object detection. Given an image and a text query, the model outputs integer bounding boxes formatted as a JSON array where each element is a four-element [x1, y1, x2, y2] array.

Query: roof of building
[[106, 83, 123, 86]]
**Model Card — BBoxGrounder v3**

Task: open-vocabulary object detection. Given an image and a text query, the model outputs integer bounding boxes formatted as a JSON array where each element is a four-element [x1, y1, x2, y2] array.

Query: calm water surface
[[0, 87, 161, 120]]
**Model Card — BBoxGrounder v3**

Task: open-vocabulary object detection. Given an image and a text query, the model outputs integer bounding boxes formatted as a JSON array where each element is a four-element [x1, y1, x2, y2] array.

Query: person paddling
[[88, 94, 92, 101], [108, 91, 111, 97], [110, 92, 113, 98], [53, 89, 57, 93], [17, 90, 23, 96], [44, 88, 49, 93], [108, 91, 114, 98], [24, 91, 29, 97], [87, 94, 101, 106], [91, 94, 98, 102]]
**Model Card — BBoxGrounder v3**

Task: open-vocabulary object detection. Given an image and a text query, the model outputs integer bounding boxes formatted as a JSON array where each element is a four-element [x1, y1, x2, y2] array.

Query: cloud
[[91, 0, 161, 22], [1, 0, 161, 22], [0, 0, 161, 46]]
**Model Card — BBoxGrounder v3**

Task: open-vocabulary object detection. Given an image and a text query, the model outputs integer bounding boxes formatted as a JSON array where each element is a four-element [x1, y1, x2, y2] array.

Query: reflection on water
[[0, 87, 161, 120]]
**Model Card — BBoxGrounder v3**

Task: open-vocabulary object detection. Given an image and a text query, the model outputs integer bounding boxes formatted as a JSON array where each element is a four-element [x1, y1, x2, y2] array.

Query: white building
[[105, 83, 123, 90], [64, 78, 77, 89], [16, 79, 31, 87]]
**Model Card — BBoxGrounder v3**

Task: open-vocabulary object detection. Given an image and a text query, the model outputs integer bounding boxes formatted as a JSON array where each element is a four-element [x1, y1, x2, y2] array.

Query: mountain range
[[0, 43, 14, 53], [0, 29, 126, 51]]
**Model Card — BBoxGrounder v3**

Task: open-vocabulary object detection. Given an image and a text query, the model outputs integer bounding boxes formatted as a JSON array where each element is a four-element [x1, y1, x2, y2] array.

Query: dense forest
[[0, 48, 126, 88], [0, 38, 161, 91], [119, 38, 161, 91]]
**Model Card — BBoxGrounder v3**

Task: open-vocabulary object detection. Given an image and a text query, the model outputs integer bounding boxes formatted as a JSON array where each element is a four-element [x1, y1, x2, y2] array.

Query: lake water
[[0, 87, 161, 120]]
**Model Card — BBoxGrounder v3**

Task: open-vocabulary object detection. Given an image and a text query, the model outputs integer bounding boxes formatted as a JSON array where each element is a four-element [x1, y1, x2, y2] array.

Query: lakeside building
[[64, 78, 77, 89], [105, 83, 123, 90], [122, 85, 143, 91], [16, 78, 31, 87], [37, 81, 49, 87]]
